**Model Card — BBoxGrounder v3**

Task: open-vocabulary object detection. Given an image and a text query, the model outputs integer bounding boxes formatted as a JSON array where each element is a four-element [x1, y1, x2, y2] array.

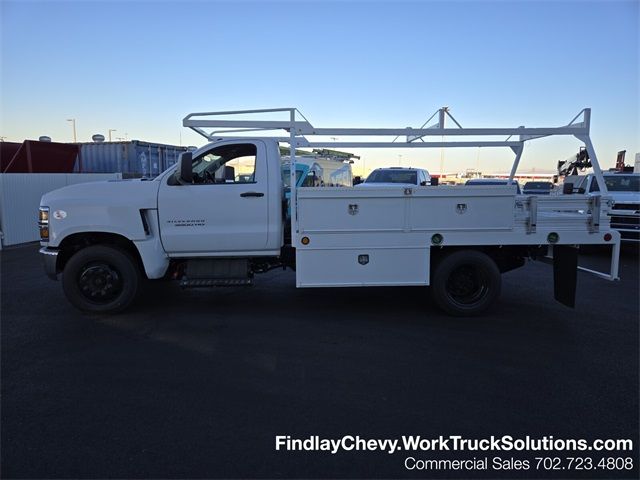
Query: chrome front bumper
[[39, 247, 59, 280]]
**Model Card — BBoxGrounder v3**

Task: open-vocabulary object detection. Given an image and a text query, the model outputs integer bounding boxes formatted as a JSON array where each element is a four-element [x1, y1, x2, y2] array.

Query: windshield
[[604, 175, 640, 192], [467, 180, 514, 186], [192, 152, 224, 176], [468, 180, 506, 185], [366, 170, 417, 184], [466, 179, 521, 193], [523, 182, 552, 190]]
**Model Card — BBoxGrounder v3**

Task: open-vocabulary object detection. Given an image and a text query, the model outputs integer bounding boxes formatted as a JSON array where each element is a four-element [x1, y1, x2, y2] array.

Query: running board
[[180, 258, 252, 288], [180, 277, 253, 288]]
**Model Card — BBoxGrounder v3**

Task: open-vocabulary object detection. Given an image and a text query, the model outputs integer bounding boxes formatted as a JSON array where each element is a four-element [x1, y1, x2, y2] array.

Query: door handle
[[240, 191, 264, 197]]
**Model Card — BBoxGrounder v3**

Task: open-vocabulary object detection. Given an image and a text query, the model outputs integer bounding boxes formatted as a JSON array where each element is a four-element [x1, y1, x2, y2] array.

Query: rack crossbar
[[299, 141, 523, 148], [296, 127, 587, 137], [184, 121, 587, 138]]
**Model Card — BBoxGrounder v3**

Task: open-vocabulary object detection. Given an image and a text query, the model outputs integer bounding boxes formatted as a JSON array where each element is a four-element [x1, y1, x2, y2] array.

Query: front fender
[[46, 222, 169, 280], [49, 220, 147, 248]]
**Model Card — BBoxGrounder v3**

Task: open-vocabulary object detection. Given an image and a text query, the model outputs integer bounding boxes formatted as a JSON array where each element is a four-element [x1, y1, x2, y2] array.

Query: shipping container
[[75, 140, 187, 178]]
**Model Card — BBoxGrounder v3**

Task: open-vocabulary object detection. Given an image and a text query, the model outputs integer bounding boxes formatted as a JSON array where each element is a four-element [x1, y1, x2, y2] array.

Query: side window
[[590, 179, 600, 192], [170, 143, 257, 185]]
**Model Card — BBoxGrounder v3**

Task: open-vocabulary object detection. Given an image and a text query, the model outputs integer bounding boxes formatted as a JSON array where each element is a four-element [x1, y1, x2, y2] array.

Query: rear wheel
[[431, 250, 501, 316], [62, 245, 140, 313]]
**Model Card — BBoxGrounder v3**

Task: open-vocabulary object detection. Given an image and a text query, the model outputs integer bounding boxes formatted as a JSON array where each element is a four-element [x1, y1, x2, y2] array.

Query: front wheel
[[431, 250, 501, 316], [62, 245, 140, 313]]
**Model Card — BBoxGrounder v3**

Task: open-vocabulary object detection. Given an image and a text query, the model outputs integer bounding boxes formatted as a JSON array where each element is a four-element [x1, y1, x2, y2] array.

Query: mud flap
[[553, 245, 578, 307]]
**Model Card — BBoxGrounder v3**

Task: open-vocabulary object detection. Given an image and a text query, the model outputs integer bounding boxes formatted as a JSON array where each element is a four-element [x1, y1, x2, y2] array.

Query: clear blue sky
[[2, 0, 638, 175]]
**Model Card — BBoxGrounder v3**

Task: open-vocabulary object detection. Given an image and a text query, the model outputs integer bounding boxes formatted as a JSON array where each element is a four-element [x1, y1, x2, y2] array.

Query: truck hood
[[354, 182, 417, 188], [609, 191, 640, 203], [41, 178, 160, 209], [40, 178, 162, 247]]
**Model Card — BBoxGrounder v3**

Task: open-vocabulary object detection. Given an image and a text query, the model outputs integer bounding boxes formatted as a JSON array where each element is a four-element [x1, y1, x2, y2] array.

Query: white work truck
[[39, 107, 621, 316], [562, 172, 639, 243]]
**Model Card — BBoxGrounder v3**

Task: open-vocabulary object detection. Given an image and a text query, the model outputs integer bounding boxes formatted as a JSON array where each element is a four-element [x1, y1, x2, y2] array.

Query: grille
[[612, 203, 640, 212], [610, 216, 640, 227]]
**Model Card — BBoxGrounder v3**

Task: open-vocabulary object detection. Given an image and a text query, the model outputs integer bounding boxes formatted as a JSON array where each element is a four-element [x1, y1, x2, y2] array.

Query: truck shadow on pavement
[[90, 259, 593, 361]]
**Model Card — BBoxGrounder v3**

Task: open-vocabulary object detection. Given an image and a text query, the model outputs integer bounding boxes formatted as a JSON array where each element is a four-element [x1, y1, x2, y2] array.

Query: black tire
[[62, 245, 140, 314], [431, 250, 501, 316]]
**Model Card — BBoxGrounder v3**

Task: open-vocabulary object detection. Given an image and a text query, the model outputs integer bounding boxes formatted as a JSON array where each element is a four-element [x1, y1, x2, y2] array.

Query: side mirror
[[430, 177, 439, 186], [179, 151, 193, 184], [562, 182, 573, 194]]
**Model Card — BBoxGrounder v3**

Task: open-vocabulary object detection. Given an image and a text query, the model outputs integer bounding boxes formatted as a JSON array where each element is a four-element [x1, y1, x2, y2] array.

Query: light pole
[[66, 118, 77, 142], [108, 129, 116, 142]]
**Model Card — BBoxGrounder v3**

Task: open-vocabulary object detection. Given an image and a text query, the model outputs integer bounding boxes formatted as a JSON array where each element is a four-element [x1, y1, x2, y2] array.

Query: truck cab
[[562, 172, 639, 243], [39, 138, 286, 313], [159, 139, 284, 254]]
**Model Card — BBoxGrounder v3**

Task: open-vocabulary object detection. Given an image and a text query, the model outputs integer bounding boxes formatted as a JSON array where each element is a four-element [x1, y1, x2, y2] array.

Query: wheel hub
[[446, 265, 487, 305], [78, 264, 122, 303]]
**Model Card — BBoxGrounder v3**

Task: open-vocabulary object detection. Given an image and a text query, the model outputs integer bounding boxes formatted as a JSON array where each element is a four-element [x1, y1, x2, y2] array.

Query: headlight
[[38, 206, 49, 241]]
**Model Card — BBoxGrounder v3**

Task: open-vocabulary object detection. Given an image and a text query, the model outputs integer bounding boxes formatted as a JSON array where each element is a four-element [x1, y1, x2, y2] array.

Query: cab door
[[158, 140, 269, 254]]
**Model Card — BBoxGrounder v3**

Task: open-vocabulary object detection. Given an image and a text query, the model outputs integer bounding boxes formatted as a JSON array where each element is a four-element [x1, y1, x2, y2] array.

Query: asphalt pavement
[[1, 244, 638, 478]]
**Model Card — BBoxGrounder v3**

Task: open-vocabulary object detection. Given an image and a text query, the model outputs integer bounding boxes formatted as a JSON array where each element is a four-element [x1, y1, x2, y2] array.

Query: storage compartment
[[296, 247, 429, 287], [298, 195, 405, 232], [409, 192, 514, 230], [297, 186, 516, 234]]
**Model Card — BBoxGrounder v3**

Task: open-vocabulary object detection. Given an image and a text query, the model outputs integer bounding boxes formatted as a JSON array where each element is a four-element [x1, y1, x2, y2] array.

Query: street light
[[108, 129, 116, 142], [66, 118, 77, 142]]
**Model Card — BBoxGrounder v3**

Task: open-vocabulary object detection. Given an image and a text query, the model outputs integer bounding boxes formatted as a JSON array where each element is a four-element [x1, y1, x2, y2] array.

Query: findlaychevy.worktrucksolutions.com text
[[275, 435, 634, 455]]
